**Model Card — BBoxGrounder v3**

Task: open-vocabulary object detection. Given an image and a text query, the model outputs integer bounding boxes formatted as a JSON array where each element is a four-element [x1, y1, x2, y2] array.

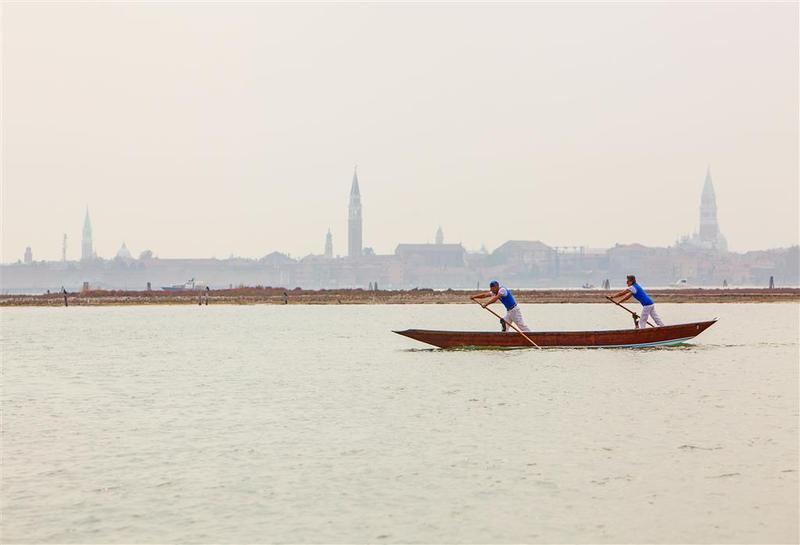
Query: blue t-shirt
[[628, 283, 654, 306], [497, 287, 517, 310]]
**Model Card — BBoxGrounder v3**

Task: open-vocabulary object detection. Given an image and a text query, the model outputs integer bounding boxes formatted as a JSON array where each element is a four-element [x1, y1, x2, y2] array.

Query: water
[[2, 303, 798, 544]]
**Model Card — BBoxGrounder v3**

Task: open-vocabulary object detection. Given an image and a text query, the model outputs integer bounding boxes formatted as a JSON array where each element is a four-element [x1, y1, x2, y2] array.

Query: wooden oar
[[605, 296, 655, 328], [472, 299, 541, 349]]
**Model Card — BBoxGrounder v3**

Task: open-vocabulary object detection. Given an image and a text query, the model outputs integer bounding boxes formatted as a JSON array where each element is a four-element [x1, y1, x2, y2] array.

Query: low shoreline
[[1, 287, 798, 307]]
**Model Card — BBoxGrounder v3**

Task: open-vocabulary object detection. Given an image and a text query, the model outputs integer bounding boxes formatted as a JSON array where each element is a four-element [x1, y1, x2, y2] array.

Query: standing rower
[[609, 275, 665, 328], [471, 280, 531, 332]]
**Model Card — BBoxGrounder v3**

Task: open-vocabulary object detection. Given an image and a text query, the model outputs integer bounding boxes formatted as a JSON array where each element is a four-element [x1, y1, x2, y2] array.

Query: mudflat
[[1, 287, 798, 306]]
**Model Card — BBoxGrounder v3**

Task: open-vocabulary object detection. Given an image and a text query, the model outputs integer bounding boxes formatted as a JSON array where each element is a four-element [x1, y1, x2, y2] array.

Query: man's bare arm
[[610, 288, 630, 300], [617, 292, 633, 303], [482, 294, 501, 307]]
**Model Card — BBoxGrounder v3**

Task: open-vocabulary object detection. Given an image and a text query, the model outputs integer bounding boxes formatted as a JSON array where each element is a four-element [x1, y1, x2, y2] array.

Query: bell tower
[[348, 167, 362, 258]]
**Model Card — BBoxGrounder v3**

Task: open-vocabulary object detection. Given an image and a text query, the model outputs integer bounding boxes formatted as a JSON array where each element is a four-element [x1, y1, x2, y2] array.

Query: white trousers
[[638, 304, 664, 328], [504, 306, 531, 332]]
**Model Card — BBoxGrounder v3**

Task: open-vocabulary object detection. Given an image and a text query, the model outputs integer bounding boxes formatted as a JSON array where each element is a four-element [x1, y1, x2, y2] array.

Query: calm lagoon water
[[2, 303, 798, 544]]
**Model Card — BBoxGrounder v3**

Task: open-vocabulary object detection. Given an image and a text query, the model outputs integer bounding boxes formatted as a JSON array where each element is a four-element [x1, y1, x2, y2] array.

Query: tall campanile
[[81, 207, 94, 261], [348, 167, 363, 258], [699, 168, 719, 240], [693, 167, 727, 251]]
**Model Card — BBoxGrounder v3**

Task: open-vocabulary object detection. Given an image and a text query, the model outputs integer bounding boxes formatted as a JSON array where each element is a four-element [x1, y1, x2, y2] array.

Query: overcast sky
[[2, 2, 797, 262]]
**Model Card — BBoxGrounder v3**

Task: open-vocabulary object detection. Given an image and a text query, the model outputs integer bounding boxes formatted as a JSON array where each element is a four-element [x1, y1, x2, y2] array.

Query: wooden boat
[[394, 320, 717, 349]]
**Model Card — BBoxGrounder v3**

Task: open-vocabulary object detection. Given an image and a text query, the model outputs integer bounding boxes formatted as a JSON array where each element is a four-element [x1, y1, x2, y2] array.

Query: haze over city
[[2, 5, 799, 545], [2, 2, 798, 262]]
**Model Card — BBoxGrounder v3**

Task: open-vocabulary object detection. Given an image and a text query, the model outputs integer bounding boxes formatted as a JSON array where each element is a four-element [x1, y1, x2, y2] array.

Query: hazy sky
[[2, 2, 798, 262]]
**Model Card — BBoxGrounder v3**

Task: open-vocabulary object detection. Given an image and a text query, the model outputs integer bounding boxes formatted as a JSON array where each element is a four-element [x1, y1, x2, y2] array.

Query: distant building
[[115, 242, 133, 261], [324, 229, 333, 259], [24, 246, 32, 264], [81, 207, 94, 261], [261, 251, 294, 267], [435, 226, 444, 245], [491, 240, 553, 267], [395, 243, 466, 268], [348, 167, 363, 258], [682, 168, 728, 252]]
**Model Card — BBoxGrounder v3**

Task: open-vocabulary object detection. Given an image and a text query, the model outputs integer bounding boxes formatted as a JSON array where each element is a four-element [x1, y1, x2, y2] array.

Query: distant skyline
[[13, 164, 737, 263], [2, 2, 798, 262]]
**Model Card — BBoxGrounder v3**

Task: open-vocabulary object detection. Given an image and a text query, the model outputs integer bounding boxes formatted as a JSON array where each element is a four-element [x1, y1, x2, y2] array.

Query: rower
[[609, 275, 664, 328], [471, 280, 531, 332]]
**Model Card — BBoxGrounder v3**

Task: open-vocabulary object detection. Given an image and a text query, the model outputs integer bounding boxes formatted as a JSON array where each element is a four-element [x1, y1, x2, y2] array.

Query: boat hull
[[393, 320, 717, 349]]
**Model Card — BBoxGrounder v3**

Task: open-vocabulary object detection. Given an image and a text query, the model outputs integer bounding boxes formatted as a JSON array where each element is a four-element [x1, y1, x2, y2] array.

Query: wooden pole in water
[[472, 299, 541, 349], [605, 296, 654, 328]]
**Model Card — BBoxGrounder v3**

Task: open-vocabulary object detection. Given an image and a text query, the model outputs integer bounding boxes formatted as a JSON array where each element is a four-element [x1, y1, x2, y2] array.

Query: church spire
[[325, 228, 333, 259], [81, 206, 94, 261], [350, 166, 360, 197], [348, 166, 363, 258], [699, 167, 718, 239], [697, 166, 727, 251], [83, 206, 91, 231], [702, 166, 716, 203]]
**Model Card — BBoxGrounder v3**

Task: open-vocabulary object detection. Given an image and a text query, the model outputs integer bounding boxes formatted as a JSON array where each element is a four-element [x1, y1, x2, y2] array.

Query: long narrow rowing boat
[[393, 320, 717, 349]]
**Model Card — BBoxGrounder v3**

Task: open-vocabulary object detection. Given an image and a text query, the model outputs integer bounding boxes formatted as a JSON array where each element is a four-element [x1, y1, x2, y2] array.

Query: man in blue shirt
[[610, 275, 665, 328], [471, 280, 531, 332]]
